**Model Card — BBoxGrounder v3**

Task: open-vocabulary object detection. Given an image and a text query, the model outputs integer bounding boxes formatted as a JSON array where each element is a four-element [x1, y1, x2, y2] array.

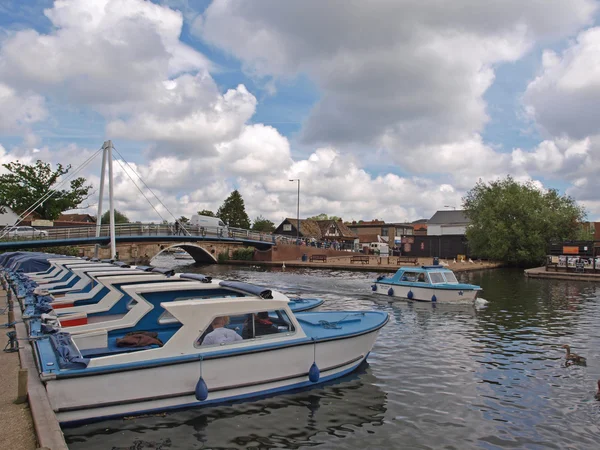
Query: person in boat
[[201, 316, 243, 346], [417, 273, 426, 282], [242, 311, 279, 339]]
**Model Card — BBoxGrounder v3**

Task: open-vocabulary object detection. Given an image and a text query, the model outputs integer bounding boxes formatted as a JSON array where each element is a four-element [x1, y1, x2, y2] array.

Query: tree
[[217, 190, 251, 228], [178, 216, 190, 224], [307, 213, 341, 221], [197, 209, 215, 217], [0, 160, 93, 220], [101, 209, 130, 224], [252, 215, 275, 232], [463, 176, 586, 265]]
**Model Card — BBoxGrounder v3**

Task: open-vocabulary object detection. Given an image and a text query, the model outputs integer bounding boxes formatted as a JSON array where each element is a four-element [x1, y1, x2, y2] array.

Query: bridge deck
[[0, 235, 274, 251]]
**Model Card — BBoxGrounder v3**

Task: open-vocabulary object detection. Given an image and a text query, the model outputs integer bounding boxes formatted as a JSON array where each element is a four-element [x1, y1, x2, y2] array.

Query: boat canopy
[[219, 281, 273, 299], [180, 273, 212, 283]]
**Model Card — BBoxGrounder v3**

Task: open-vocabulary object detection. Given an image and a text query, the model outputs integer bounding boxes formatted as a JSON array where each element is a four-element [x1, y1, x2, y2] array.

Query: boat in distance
[[372, 265, 482, 303]]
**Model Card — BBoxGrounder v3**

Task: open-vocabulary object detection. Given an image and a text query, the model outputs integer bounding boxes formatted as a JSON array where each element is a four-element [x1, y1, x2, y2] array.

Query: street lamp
[[289, 179, 300, 240]]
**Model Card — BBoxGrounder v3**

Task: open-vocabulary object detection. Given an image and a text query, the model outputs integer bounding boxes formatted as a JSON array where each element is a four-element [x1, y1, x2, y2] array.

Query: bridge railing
[[1, 222, 342, 248], [1, 223, 293, 245]]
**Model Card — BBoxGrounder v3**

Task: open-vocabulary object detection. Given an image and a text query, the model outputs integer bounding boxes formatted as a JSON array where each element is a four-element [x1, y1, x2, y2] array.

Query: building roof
[[412, 218, 428, 224], [346, 221, 414, 229], [428, 210, 470, 225], [316, 220, 357, 239], [58, 213, 96, 222], [358, 233, 382, 243], [280, 218, 357, 240]]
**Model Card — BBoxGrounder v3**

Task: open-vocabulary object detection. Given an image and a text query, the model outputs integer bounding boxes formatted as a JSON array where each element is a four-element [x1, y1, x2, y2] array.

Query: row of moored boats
[[0, 252, 389, 425]]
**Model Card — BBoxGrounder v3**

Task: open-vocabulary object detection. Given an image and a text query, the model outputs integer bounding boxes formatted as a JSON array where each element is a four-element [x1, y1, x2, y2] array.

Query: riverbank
[[0, 285, 69, 450], [0, 289, 36, 450], [525, 266, 600, 281], [229, 256, 503, 273]]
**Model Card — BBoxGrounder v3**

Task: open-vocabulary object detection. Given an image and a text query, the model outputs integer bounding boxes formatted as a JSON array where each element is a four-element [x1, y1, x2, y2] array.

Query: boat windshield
[[428, 272, 445, 284], [443, 272, 458, 283]]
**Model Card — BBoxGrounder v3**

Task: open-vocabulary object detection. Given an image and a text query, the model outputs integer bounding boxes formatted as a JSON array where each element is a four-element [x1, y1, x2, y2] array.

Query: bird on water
[[562, 344, 586, 366]]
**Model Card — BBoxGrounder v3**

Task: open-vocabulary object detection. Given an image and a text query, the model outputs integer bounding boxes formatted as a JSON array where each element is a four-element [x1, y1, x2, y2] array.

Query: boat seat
[[80, 329, 176, 357]]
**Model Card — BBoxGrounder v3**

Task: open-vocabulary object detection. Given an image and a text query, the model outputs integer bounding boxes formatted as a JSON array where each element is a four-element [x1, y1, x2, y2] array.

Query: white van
[[368, 242, 389, 256], [190, 215, 228, 236]]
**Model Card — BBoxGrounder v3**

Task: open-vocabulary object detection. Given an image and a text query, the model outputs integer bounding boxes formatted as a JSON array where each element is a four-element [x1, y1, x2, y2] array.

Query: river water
[[64, 257, 600, 449]]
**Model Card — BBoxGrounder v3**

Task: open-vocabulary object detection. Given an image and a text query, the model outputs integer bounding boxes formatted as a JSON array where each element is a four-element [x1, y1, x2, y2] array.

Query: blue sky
[[1, 0, 600, 222]]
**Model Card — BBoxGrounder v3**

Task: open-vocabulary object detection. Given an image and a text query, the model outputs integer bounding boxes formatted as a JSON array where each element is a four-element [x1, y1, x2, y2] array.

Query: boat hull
[[46, 329, 382, 425], [373, 282, 478, 303]]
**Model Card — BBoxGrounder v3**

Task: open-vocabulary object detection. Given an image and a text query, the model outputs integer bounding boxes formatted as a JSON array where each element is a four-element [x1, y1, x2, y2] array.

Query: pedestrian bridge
[[0, 223, 285, 264]]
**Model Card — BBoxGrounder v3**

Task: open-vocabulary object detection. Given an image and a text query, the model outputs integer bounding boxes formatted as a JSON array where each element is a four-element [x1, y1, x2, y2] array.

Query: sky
[[2, 0, 600, 225]]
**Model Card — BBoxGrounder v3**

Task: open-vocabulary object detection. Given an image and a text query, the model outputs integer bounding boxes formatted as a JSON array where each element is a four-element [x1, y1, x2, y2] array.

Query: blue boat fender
[[309, 362, 320, 383], [195, 377, 208, 401], [407, 290, 413, 300], [431, 295, 437, 302], [387, 287, 394, 296], [371, 284, 377, 291], [195, 356, 208, 401]]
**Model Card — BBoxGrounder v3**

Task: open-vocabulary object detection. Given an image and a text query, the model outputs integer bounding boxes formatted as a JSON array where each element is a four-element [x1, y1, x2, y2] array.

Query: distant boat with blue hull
[[372, 265, 482, 303]]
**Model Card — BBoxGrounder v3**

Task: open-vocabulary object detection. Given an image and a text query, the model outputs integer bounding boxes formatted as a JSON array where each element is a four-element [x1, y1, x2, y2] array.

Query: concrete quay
[[525, 266, 600, 281], [229, 255, 503, 273], [0, 286, 69, 450]]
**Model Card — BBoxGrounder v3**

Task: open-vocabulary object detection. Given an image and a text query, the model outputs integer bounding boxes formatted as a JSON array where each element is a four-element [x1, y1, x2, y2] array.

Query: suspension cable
[[111, 157, 169, 224], [112, 146, 190, 235], [0, 146, 103, 239]]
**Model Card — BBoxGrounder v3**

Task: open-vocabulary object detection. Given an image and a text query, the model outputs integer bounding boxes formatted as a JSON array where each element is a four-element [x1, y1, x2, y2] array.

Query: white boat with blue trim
[[32, 288, 387, 424], [372, 265, 482, 303]]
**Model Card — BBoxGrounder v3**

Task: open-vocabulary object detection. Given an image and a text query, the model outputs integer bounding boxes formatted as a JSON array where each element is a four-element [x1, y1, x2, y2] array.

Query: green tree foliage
[[101, 209, 130, 224], [197, 209, 215, 217], [0, 160, 93, 220], [307, 213, 341, 221], [178, 216, 190, 224], [217, 190, 251, 228], [252, 215, 275, 232], [463, 176, 586, 265]]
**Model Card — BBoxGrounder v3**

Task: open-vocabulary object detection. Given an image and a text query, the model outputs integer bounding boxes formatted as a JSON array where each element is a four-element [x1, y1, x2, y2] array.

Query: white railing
[[0, 223, 357, 250]]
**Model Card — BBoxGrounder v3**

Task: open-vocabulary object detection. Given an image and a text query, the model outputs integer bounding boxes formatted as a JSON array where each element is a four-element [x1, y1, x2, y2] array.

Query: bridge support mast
[[94, 140, 117, 259]]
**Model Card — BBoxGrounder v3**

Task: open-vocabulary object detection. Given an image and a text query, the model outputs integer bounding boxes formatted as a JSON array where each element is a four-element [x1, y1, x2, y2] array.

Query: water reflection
[[64, 366, 386, 450], [65, 259, 600, 449]]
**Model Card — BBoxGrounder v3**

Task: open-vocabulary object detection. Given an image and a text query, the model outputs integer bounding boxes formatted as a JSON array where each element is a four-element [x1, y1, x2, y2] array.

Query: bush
[[231, 247, 255, 261], [217, 251, 230, 263]]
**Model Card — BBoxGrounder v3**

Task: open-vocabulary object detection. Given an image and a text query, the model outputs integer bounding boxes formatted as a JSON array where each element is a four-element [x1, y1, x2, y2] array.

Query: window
[[381, 227, 389, 236], [443, 272, 458, 283], [219, 221, 226, 227], [194, 310, 295, 348], [406, 229, 413, 235], [158, 309, 178, 324], [283, 224, 292, 231], [126, 299, 138, 310], [429, 272, 445, 284], [400, 271, 418, 282]]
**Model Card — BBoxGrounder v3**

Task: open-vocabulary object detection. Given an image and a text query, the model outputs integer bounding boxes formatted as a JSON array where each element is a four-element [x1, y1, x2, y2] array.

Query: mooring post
[[15, 368, 28, 404]]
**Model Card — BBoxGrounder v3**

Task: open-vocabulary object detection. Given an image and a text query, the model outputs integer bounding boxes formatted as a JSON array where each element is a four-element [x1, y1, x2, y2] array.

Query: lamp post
[[289, 179, 300, 241]]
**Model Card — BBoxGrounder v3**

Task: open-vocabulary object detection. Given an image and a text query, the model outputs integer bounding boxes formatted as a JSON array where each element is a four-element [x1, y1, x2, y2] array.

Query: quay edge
[[0, 284, 69, 450], [525, 266, 600, 282]]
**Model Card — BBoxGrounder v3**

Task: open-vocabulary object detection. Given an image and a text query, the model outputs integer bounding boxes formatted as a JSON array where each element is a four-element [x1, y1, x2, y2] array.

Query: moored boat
[[372, 265, 482, 303], [32, 292, 387, 424]]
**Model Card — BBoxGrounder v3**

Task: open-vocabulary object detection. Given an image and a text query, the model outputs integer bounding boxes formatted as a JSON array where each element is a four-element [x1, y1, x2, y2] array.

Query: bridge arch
[[157, 244, 218, 264]]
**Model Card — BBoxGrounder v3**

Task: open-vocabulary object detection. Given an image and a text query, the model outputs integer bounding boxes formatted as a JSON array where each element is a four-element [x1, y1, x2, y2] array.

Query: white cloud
[[199, 0, 596, 150], [0, 0, 258, 156], [0, 83, 47, 132], [524, 27, 600, 139]]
